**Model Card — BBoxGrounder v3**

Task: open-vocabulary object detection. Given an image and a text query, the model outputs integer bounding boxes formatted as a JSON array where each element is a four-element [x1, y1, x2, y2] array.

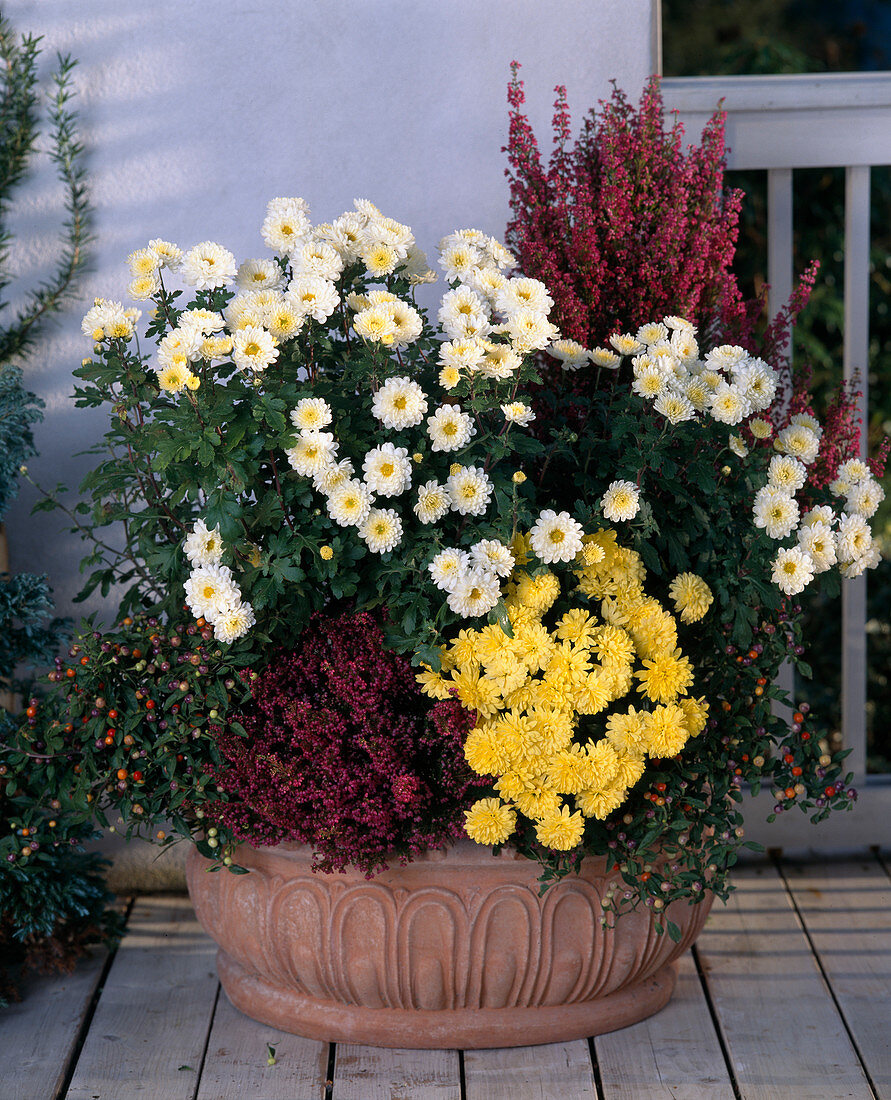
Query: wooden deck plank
[[2, 948, 108, 1100], [594, 951, 735, 1099], [782, 857, 891, 1096], [64, 895, 218, 1100], [696, 862, 873, 1100], [196, 992, 329, 1099], [333, 1045, 461, 1099], [464, 1040, 598, 1100]]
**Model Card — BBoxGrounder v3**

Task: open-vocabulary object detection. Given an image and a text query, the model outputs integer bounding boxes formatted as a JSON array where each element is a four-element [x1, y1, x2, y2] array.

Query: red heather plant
[[206, 609, 481, 876], [505, 64, 743, 357], [504, 65, 818, 392]]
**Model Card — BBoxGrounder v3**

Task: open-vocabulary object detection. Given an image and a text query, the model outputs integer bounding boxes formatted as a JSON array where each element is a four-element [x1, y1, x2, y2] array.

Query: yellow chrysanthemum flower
[[534, 804, 585, 850], [635, 648, 694, 703], [464, 798, 516, 846], [669, 572, 714, 624], [642, 704, 690, 758]]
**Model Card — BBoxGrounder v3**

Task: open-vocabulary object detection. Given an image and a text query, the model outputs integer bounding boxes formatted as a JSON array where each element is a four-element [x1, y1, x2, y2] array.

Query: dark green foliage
[[0, 16, 113, 1007]]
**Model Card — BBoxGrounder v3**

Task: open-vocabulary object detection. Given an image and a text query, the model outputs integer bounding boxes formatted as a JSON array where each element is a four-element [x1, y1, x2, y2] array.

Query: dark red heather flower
[[206, 609, 484, 876]]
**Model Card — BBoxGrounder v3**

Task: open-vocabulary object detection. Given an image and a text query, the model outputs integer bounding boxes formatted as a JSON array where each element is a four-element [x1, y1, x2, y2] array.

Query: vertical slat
[[767, 168, 797, 716], [842, 164, 871, 781]]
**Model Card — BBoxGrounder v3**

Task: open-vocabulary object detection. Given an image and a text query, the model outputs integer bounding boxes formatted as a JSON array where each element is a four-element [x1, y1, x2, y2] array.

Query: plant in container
[[6, 178, 885, 1046]]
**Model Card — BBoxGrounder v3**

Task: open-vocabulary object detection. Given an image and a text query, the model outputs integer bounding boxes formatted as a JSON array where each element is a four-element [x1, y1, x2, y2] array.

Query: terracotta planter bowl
[[186, 840, 713, 1049]]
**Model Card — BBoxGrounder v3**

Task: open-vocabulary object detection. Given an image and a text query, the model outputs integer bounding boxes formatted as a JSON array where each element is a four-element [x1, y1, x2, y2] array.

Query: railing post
[[767, 168, 797, 714], [842, 164, 871, 782]]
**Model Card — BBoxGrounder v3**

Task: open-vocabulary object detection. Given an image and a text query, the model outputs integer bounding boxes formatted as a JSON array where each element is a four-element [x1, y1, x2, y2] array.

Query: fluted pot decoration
[[187, 840, 713, 1049]]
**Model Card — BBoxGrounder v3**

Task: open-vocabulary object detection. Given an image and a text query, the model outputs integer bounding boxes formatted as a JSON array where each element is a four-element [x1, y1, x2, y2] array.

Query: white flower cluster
[[182, 520, 256, 642], [755, 441, 883, 595], [428, 540, 514, 618], [602, 318, 779, 428], [81, 298, 141, 342]]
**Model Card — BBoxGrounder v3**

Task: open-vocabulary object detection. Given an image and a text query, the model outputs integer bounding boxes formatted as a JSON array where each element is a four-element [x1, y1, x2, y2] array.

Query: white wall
[[3, 0, 656, 622]]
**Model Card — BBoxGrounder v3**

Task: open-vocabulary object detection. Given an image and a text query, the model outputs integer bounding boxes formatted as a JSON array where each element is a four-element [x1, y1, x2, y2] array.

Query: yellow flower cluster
[[418, 529, 708, 854]]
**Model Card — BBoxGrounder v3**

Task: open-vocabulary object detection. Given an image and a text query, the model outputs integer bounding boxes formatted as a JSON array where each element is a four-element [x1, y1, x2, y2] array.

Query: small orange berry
[[116, 768, 128, 781]]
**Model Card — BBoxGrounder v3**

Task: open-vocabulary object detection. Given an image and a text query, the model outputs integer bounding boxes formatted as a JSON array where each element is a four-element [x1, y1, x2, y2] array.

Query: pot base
[[217, 948, 679, 1049]]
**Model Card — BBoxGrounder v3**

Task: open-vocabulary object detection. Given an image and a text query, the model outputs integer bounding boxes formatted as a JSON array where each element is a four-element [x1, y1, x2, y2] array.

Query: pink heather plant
[[206, 609, 482, 876]]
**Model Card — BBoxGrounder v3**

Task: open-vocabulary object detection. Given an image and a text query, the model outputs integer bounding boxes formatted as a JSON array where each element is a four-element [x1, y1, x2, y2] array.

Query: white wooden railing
[[662, 73, 891, 852]]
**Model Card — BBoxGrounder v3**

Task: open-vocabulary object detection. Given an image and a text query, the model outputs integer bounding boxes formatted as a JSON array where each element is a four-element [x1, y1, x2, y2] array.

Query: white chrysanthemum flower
[[601, 481, 640, 522], [790, 412, 823, 440], [484, 237, 515, 271], [128, 272, 160, 300], [157, 362, 196, 393], [504, 307, 559, 353], [447, 465, 493, 516], [127, 247, 161, 277], [261, 197, 310, 254], [157, 327, 204, 368], [501, 401, 535, 426], [699, 368, 723, 391], [326, 479, 373, 527], [845, 478, 885, 518], [708, 382, 749, 425], [494, 277, 553, 318], [837, 457, 872, 485], [442, 310, 492, 342], [753, 486, 800, 539], [184, 564, 241, 620], [669, 327, 700, 364], [361, 240, 399, 277], [479, 341, 521, 379], [180, 241, 237, 290], [81, 298, 132, 341], [801, 505, 836, 528], [371, 376, 428, 429], [609, 333, 643, 356], [427, 405, 476, 452], [664, 315, 695, 332], [362, 443, 412, 497], [200, 335, 233, 360], [439, 241, 482, 282], [413, 480, 451, 525], [359, 507, 403, 554], [232, 325, 279, 373], [184, 519, 224, 567], [148, 239, 183, 270], [797, 522, 837, 573], [734, 359, 778, 412], [235, 258, 285, 291], [529, 510, 585, 564], [287, 275, 339, 323], [548, 339, 591, 371], [728, 434, 749, 458], [836, 513, 873, 561], [470, 539, 515, 578], [214, 601, 256, 643], [705, 345, 747, 371], [179, 308, 225, 336], [447, 568, 502, 618], [685, 377, 710, 412], [637, 321, 669, 346], [748, 417, 773, 440], [290, 397, 332, 431], [839, 544, 882, 578], [312, 458, 354, 493], [654, 391, 696, 424], [463, 265, 508, 303], [439, 337, 485, 374], [428, 548, 471, 592], [590, 347, 622, 369], [387, 300, 424, 347], [285, 430, 338, 476], [775, 424, 820, 464], [292, 240, 344, 282], [632, 367, 668, 400], [772, 547, 815, 595], [829, 477, 852, 498], [327, 212, 365, 261], [767, 455, 807, 493], [439, 285, 490, 326], [353, 303, 398, 344], [265, 301, 304, 341], [402, 243, 438, 285]]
